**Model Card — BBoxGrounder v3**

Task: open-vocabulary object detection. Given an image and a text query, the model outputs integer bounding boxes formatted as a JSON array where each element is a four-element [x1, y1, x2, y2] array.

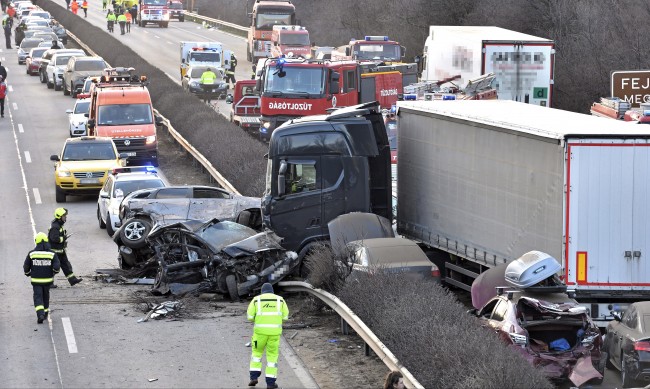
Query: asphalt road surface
[[0, 38, 316, 388]]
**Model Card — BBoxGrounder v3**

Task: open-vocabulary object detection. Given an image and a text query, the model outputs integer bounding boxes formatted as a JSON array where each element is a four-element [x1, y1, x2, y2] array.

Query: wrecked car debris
[[138, 301, 183, 322], [469, 251, 605, 387], [113, 218, 299, 300]]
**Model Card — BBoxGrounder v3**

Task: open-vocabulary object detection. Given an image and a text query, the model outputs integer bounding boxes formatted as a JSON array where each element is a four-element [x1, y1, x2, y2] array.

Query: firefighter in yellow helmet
[[247, 283, 289, 389], [23, 232, 60, 323], [48, 208, 82, 287]]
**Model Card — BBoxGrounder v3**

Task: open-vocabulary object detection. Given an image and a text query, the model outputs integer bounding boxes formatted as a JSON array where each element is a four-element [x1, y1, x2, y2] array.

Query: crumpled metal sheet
[[138, 301, 183, 323], [568, 355, 602, 387]]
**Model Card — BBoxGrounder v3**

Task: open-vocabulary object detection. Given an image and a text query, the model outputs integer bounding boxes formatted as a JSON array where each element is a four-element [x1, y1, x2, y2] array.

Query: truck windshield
[[264, 66, 324, 95], [75, 60, 107, 71], [62, 143, 116, 161], [189, 52, 220, 63], [256, 13, 293, 29], [281, 33, 310, 46], [353, 43, 401, 61], [169, 2, 183, 9], [97, 104, 153, 126]]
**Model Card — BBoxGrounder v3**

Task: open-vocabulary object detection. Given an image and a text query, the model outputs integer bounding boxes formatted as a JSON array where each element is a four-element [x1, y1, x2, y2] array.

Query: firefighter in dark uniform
[[23, 232, 60, 323], [48, 208, 82, 287], [225, 53, 237, 88]]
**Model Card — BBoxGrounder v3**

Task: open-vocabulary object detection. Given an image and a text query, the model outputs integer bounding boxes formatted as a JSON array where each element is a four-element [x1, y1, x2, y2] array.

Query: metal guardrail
[[66, 31, 241, 195], [182, 11, 249, 34], [278, 281, 424, 389]]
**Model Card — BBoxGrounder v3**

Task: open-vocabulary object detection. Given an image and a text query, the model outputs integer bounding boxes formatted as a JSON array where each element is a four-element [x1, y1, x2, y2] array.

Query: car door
[[186, 187, 233, 220], [98, 175, 113, 219], [611, 306, 638, 369], [139, 187, 192, 221]]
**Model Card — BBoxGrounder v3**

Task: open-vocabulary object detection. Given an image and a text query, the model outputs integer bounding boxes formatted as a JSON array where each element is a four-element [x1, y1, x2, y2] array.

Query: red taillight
[[431, 266, 440, 278], [635, 341, 650, 352]]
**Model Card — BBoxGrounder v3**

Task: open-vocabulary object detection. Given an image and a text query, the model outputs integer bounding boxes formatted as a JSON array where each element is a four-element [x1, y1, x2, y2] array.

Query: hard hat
[[34, 232, 48, 244], [54, 207, 68, 219]]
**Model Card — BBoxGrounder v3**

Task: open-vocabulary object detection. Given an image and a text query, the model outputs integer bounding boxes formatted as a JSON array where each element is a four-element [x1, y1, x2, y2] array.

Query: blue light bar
[[404, 94, 417, 100], [442, 95, 456, 100], [364, 36, 389, 41]]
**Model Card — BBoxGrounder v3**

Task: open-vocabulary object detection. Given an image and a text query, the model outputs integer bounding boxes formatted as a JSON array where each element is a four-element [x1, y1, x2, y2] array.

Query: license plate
[[123, 152, 137, 157], [80, 178, 99, 184]]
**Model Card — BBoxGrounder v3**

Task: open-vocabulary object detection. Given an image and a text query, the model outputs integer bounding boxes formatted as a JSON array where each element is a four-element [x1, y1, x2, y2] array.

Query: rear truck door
[[266, 157, 323, 252], [565, 139, 650, 290], [482, 42, 554, 106]]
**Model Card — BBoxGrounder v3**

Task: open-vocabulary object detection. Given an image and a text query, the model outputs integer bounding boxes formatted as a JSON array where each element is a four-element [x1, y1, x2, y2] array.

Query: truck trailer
[[421, 26, 555, 107], [396, 99, 650, 325]]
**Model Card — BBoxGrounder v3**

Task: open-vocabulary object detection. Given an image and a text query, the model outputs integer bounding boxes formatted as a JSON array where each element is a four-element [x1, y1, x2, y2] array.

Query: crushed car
[[113, 218, 298, 300], [469, 251, 605, 387]]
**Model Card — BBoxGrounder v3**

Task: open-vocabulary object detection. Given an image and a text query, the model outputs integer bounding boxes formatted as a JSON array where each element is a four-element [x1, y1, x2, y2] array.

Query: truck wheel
[[106, 213, 115, 237], [179, 16, 184, 22], [71, 83, 77, 98], [55, 186, 66, 203], [120, 217, 151, 249], [150, 157, 159, 167], [162, 22, 168, 28], [62, 83, 69, 95], [226, 274, 239, 302], [97, 206, 106, 229]]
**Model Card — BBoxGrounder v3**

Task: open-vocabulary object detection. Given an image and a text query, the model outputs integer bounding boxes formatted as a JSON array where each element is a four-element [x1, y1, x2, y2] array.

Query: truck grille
[[73, 171, 106, 179], [113, 138, 146, 149]]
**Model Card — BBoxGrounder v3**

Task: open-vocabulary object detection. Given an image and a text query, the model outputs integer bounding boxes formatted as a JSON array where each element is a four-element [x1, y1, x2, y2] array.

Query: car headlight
[[190, 81, 199, 87], [145, 135, 156, 144], [262, 121, 271, 129], [57, 169, 71, 177]]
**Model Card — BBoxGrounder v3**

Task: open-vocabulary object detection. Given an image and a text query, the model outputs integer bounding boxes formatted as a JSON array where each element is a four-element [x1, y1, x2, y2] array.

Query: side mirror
[[225, 94, 233, 104], [66, 109, 73, 114], [345, 47, 350, 57], [50, 154, 60, 161], [400, 45, 406, 58], [277, 159, 287, 196], [612, 311, 622, 322], [100, 192, 109, 199], [87, 119, 95, 128], [155, 116, 163, 126]]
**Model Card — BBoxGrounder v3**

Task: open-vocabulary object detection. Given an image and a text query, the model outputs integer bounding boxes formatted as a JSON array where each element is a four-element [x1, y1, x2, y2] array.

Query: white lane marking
[[24, 150, 31, 163], [166, 41, 172, 45], [18, 123, 23, 133], [154, 35, 160, 39], [33, 187, 41, 204], [8, 85, 13, 92], [12, 102, 17, 110], [61, 318, 79, 353]]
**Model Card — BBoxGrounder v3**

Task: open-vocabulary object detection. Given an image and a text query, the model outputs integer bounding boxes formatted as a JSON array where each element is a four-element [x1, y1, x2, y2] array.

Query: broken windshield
[[264, 66, 324, 95]]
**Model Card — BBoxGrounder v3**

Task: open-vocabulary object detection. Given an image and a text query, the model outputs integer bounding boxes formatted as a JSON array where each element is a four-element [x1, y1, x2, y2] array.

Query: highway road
[[0, 35, 316, 389]]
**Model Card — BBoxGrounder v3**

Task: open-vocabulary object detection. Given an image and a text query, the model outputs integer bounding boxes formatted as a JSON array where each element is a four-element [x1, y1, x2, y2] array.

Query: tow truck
[[256, 56, 418, 141]]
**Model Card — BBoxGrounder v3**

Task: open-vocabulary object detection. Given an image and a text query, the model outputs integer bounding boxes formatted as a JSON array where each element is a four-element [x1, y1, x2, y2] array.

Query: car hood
[[58, 160, 120, 170], [69, 113, 88, 123], [327, 212, 394, 257]]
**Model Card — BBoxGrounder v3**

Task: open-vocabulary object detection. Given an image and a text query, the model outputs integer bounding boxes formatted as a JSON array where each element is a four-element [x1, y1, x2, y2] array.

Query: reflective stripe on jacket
[[247, 292, 289, 335], [23, 245, 60, 285]]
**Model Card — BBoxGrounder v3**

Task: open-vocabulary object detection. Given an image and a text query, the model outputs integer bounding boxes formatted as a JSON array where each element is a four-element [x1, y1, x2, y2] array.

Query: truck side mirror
[[400, 45, 406, 58], [66, 109, 73, 114], [87, 119, 95, 128], [277, 160, 287, 196], [155, 116, 163, 126], [225, 94, 233, 104], [345, 47, 350, 56], [255, 78, 261, 92]]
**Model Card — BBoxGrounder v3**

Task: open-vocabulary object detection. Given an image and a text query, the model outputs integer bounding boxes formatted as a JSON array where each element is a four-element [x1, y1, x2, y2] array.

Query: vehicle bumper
[[28, 64, 39, 74], [259, 116, 293, 141], [190, 84, 228, 96], [69, 123, 87, 137], [55, 176, 107, 193], [18, 54, 27, 64], [114, 142, 158, 165]]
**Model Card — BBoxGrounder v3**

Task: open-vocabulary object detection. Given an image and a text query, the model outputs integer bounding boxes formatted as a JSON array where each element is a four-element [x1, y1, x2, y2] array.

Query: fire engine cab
[[333, 36, 406, 64], [270, 25, 310, 58]]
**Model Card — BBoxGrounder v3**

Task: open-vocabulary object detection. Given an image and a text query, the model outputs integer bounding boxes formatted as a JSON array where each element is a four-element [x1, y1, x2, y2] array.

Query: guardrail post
[[340, 317, 349, 335], [365, 342, 371, 357]]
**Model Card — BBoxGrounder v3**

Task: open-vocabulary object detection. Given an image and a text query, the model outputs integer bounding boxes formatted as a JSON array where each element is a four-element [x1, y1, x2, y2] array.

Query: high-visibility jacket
[[81, 1, 88, 9], [247, 292, 289, 336], [71, 2, 79, 11], [107, 13, 117, 21], [200, 70, 217, 85], [48, 219, 67, 254], [117, 14, 127, 22], [226, 57, 237, 75], [23, 243, 61, 285], [125, 13, 132, 22]]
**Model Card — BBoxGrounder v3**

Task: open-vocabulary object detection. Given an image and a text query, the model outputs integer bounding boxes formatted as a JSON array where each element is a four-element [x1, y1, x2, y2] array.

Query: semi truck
[[395, 100, 650, 326], [421, 26, 555, 107], [246, 0, 296, 62], [270, 25, 310, 58]]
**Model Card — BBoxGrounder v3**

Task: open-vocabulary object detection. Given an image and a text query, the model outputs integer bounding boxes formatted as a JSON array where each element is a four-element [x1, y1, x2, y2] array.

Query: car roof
[[65, 136, 114, 144], [113, 172, 163, 182], [348, 237, 430, 266]]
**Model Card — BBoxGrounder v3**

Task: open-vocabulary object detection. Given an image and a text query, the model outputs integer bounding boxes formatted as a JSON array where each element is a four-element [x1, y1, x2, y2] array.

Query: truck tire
[[120, 217, 151, 249], [226, 274, 239, 302], [97, 206, 106, 229], [162, 22, 169, 28], [179, 16, 184, 22], [55, 186, 66, 203], [139, 19, 144, 27]]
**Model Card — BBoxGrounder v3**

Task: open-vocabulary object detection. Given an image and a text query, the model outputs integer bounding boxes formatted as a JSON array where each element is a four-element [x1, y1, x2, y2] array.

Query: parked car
[[602, 301, 650, 388], [46, 49, 85, 90], [62, 56, 107, 97], [17, 38, 44, 64], [26, 10, 51, 22], [25, 47, 48, 75], [117, 185, 262, 247], [113, 218, 299, 300], [469, 252, 605, 387], [97, 167, 167, 237], [65, 98, 90, 137]]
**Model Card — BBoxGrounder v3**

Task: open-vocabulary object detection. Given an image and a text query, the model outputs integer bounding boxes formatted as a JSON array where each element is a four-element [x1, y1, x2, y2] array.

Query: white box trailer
[[422, 26, 555, 107], [396, 99, 650, 325]]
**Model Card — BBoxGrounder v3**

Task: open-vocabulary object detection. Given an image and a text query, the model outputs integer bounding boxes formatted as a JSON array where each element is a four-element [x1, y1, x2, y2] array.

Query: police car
[[97, 166, 167, 237]]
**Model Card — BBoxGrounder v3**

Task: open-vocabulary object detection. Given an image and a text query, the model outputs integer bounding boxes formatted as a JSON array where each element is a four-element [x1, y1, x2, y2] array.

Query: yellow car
[[50, 136, 126, 203]]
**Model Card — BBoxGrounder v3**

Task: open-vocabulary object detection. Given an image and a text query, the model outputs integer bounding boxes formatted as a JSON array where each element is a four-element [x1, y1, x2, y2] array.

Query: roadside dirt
[[148, 128, 390, 388]]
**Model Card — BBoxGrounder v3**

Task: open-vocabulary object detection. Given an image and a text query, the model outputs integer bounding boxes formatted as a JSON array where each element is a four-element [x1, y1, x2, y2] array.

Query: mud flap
[[569, 355, 602, 387]]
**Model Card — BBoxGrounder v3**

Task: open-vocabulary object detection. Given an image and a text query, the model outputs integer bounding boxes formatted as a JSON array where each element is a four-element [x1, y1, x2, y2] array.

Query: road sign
[[611, 70, 650, 108]]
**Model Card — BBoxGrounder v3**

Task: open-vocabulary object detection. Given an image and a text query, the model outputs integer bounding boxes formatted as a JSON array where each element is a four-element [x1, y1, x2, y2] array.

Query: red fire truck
[[256, 57, 417, 141], [246, 0, 296, 63], [138, 0, 170, 28], [332, 36, 405, 64], [226, 80, 261, 129]]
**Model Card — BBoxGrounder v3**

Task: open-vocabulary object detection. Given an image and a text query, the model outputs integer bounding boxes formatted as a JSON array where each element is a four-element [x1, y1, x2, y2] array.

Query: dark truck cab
[[262, 102, 392, 259]]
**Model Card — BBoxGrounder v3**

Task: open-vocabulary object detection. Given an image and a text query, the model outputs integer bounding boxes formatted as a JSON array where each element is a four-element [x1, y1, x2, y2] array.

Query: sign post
[[611, 70, 650, 108]]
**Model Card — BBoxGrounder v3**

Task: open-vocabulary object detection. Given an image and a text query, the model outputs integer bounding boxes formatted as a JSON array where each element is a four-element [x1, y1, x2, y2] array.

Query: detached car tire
[[120, 217, 151, 249]]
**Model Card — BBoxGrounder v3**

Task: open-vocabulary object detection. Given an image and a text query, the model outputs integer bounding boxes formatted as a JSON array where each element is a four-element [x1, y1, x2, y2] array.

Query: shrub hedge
[[40, 0, 267, 196]]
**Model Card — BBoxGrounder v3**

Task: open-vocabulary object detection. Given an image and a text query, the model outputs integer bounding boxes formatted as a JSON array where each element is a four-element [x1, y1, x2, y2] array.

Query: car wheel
[[106, 213, 115, 237], [71, 83, 77, 98], [39, 70, 46, 83], [97, 206, 106, 229], [55, 185, 66, 203], [226, 274, 239, 302], [119, 217, 151, 249], [62, 82, 69, 95], [622, 353, 637, 388], [47, 77, 54, 89]]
